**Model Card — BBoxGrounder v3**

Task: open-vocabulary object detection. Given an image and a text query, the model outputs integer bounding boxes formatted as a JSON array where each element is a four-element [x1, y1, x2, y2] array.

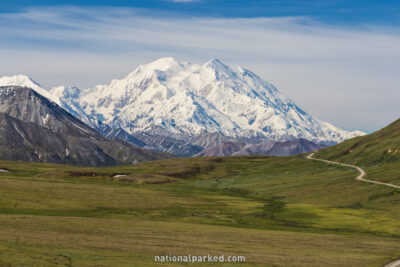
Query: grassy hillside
[[0, 154, 400, 266], [315, 118, 400, 186], [316, 118, 400, 166]]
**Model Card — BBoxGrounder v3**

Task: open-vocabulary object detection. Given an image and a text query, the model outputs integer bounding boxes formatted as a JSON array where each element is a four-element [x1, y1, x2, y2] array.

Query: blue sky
[[0, 1, 399, 132], [1, 0, 400, 25]]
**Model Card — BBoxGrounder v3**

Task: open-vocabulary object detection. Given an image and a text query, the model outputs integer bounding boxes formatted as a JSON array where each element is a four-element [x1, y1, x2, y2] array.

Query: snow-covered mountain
[[0, 75, 60, 105], [72, 57, 363, 144], [0, 58, 365, 156]]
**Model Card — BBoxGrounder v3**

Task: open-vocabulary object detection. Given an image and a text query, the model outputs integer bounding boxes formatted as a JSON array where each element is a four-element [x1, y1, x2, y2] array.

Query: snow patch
[[41, 114, 50, 125], [13, 124, 26, 140], [112, 174, 127, 178], [70, 122, 90, 134]]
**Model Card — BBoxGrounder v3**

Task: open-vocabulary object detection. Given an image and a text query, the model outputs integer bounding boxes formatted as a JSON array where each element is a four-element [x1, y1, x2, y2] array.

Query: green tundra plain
[[0, 120, 400, 266]]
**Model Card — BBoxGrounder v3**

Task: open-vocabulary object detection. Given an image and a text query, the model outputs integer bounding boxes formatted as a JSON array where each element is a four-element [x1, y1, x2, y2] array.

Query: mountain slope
[[99, 126, 146, 148], [0, 85, 96, 137], [0, 86, 172, 166], [49, 85, 95, 126], [266, 139, 327, 156], [315, 118, 400, 166], [195, 139, 325, 157], [194, 142, 247, 157], [133, 132, 203, 157], [0, 112, 117, 166]]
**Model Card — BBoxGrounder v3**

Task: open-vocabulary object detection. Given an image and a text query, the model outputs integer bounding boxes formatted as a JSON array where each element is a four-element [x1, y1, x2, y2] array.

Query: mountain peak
[[0, 74, 41, 89], [126, 57, 181, 79], [203, 58, 232, 74], [205, 57, 223, 64], [154, 56, 178, 64], [145, 57, 180, 71], [0, 74, 61, 105], [204, 58, 225, 66]]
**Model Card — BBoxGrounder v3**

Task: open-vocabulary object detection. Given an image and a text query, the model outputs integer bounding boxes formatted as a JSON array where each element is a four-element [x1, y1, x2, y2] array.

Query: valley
[[0, 147, 399, 266]]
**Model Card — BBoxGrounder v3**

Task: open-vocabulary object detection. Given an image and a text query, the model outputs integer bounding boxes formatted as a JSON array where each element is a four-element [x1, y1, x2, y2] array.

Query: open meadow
[[0, 154, 399, 266]]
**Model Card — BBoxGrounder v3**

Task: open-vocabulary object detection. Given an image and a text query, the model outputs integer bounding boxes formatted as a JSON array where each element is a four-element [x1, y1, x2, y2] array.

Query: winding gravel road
[[384, 259, 400, 267], [307, 153, 400, 189], [307, 153, 400, 267]]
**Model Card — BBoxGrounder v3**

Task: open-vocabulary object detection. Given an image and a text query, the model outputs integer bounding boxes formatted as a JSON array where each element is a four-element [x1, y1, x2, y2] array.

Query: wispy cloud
[[0, 7, 399, 132]]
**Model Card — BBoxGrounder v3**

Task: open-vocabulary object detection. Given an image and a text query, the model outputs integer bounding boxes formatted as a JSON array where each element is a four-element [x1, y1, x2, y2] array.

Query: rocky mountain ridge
[[0, 86, 172, 166]]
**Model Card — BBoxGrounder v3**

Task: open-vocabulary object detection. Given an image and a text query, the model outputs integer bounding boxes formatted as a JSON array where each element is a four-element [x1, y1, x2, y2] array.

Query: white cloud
[[0, 7, 399, 132]]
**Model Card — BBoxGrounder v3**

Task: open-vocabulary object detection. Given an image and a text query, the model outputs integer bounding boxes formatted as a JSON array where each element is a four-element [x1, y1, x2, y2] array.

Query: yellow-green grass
[[1, 216, 400, 267], [0, 155, 400, 266]]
